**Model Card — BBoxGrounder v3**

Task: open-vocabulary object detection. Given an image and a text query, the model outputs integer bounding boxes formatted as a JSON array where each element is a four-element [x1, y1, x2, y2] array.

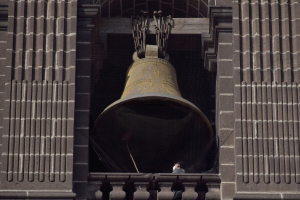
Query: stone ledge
[[0, 191, 76, 199], [234, 193, 300, 200], [88, 173, 221, 200], [88, 172, 220, 183]]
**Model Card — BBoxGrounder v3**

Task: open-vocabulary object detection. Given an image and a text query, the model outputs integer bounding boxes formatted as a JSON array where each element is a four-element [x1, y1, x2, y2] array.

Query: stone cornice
[[201, 7, 232, 72]]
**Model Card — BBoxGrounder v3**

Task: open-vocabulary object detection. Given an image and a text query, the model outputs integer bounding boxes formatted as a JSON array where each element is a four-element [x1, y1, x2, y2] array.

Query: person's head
[[173, 161, 184, 171], [174, 163, 181, 169]]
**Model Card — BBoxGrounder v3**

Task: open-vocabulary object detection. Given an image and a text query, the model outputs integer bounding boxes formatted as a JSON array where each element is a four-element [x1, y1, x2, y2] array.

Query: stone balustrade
[[88, 173, 220, 200]]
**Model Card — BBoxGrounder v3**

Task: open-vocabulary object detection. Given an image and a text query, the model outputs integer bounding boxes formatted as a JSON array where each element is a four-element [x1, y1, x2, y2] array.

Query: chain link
[[132, 10, 172, 59], [131, 10, 149, 58], [153, 11, 172, 58]]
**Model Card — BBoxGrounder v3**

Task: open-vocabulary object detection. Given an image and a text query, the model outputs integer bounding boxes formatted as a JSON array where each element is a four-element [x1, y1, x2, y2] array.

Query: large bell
[[92, 45, 213, 173]]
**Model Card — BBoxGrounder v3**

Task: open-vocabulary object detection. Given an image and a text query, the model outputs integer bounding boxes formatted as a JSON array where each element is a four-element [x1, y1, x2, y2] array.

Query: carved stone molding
[[4, 80, 71, 183], [201, 7, 232, 72]]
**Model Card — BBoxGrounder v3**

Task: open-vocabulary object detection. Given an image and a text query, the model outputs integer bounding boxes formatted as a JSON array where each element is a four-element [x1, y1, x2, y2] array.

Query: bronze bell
[[92, 45, 213, 173]]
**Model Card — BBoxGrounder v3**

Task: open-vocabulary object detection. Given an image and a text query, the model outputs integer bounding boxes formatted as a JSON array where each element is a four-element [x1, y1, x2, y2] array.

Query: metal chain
[[153, 11, 172, 58], [132, 10, 172, 58], [131, 10, 149, 58]]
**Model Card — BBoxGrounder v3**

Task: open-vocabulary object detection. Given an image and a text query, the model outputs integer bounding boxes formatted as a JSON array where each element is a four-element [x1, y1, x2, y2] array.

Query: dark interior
[[89, 34, 217, 172]]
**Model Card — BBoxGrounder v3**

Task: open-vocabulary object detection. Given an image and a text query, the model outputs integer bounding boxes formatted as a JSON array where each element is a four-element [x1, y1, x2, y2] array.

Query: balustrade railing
[[88, 173, 220, 200]]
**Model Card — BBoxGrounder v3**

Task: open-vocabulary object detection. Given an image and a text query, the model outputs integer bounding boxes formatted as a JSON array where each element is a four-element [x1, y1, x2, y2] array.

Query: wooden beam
[[99, 18, 209, 34]]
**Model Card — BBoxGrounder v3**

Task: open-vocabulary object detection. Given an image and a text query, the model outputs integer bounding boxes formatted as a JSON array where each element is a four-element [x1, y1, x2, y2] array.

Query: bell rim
[[93, 93, 213, 138]]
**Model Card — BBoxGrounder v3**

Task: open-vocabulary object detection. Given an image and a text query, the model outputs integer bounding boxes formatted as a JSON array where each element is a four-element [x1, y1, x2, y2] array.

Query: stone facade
[[0, 0, 299, 199], [0, 0, 76, 198], [232, 0, 300, 199]]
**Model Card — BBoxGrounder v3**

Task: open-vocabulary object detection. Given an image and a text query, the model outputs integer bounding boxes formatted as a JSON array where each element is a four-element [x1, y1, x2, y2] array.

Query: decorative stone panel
[[0, 0, 76, 195], [232, 0, 300, 198], [236, 0, 300, 84], [4, 80, 71, 183], [236, 81, 300, 191]]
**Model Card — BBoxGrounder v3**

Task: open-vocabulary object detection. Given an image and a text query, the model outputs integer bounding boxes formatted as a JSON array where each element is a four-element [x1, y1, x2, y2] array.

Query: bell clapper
[[126, 141, 140, 173]]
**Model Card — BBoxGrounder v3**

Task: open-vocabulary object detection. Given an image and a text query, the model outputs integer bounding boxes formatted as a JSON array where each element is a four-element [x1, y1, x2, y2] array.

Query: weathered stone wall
[[74, 5, 99, 199], [0, 1, 8, 186], [0, 0, 77, 197], [232, 0, 300, 199], [202, 5, 234, 199], [1, 0, 300, 199]]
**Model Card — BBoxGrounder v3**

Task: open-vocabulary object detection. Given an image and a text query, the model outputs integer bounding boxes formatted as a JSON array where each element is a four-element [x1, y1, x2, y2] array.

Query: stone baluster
[[205, 183, 220, 200], [134, 183, 150, 200], [87, 173, 222, 200], [157, 182, 174, 200], [182, 182, 198, 200], [110, 182, 126, 200], [95, 189, 103, 200], [148, 190, 158, 200], [147, 180, 158, 200]]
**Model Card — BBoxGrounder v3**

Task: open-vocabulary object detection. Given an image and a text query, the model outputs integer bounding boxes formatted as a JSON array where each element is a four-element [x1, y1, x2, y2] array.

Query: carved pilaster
[[0, 0, 77, 197], [236, 82, 300, 192], [232, 0, 300, 198]]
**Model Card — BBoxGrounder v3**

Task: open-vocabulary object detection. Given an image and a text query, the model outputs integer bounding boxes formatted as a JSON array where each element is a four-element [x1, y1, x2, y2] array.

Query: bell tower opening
[[86, 0, 216, 174], [89, 33, 217, 173]]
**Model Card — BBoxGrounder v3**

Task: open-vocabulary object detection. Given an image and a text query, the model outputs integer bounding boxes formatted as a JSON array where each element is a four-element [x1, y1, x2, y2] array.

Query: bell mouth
[[92, 95, 213, 173]]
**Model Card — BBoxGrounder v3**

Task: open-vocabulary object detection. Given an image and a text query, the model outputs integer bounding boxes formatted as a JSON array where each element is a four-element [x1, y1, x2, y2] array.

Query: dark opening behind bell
[[92, 45, 213, 173]]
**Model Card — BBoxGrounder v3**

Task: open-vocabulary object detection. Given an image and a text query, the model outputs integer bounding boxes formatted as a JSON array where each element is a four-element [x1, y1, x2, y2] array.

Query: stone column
[[202, 7, 235, 200], [74, 5, 100, 199]]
